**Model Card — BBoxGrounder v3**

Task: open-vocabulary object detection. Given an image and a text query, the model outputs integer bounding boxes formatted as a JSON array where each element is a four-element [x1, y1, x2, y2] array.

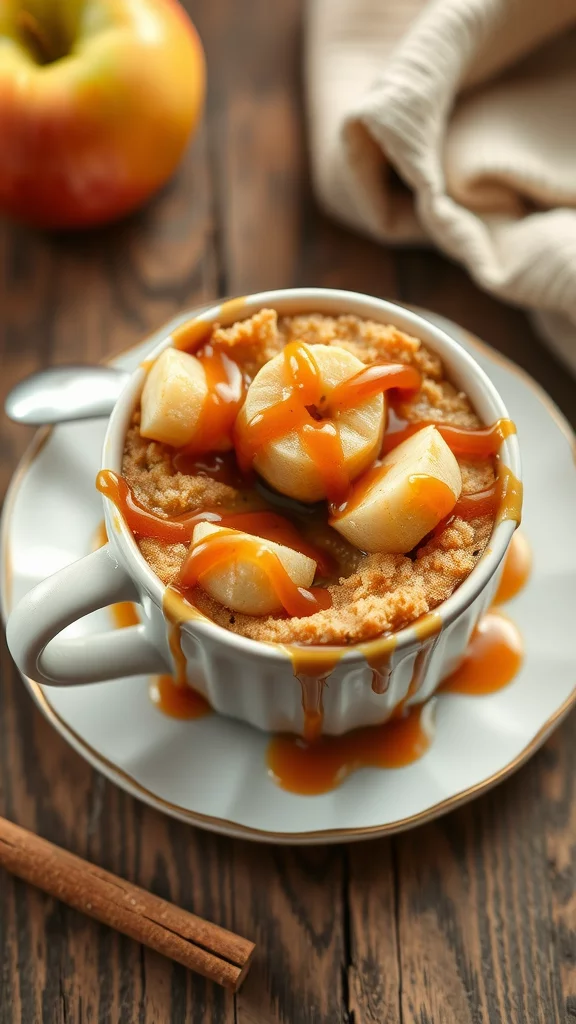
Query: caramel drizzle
[[381, 417, 516, 459], [97, 470, 333, 618], [187, 344, 245, 454], [179, 527, 331, 618], [434, 465, 522, 534], [95, 470, 333, 574], [236, 342, 421, 507]]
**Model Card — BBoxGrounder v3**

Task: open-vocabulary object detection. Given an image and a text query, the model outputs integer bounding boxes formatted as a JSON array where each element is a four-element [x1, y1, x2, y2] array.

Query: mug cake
[[97, 305, 518, 648]]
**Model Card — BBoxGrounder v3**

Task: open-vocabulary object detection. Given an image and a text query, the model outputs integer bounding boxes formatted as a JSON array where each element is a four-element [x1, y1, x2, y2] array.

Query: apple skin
[[0, 0, 205, 228]]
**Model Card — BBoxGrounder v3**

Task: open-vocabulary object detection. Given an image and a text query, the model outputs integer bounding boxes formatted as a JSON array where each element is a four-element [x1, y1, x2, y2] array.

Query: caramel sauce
[[236, 344, 422, 507], [151, 589, 213, 719], [299, 677, 326, 743], [496, 467, 523, 525], [440, 611, 523, 695], [220, 511, 335, 577], [167, 620, 188, 687], [284, 645, 345, 679], [494, 531, 531, 604], [96, 471, 332, 574], [369, 650, 394, 694], [171, 297, 248, 353], [267, 597, 526, 794], [150, 674, 211, 719], [391, 639, 437, 716], [434, 466, 522, 534], [110, 602, 140, 629], [358, 634, 397, 695], [326, 362, 420, 413], [299, 421, 351, 508], [96, 471, 200, 543], [190, 344, 245, 454], [281, 647, 346, 740], [162, 302, 251, 455], [179, 527, 331, 618], [408, 474, 460, 521], [411, 611, 444, 642], [171, 450, 243, 486], [381, 417, 516, 458], [266, 702, 434, 794]]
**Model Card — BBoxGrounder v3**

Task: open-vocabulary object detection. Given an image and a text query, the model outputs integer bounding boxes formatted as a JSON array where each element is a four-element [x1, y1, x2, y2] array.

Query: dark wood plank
[[232, 844, 346, 1024], [194, 0, 304, 296], [346, 840, 401, 1024], [392, 765, 564, 1024], [541, 719, 576, 1022]]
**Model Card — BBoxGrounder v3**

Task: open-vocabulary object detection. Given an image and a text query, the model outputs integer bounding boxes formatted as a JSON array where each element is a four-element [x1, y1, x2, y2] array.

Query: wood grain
[[1, 0, 576, 1020]]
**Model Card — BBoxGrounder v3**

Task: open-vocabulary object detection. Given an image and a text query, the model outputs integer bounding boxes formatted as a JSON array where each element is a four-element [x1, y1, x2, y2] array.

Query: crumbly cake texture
[[123, 310, 495, 645]]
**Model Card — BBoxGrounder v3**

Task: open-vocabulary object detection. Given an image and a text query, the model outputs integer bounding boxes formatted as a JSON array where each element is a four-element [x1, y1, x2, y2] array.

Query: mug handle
[[6, 544, 168, 686]]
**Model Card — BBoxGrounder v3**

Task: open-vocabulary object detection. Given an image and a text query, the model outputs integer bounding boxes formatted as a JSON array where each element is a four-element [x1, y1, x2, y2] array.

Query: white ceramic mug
[[6, 289, 521, 735]]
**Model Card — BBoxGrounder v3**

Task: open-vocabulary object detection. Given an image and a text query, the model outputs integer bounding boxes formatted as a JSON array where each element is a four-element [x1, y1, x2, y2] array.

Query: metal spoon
[[4, 366, 131, 425]]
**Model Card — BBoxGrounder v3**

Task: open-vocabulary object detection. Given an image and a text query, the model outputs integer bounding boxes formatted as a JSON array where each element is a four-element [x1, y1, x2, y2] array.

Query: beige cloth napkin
[[306, 0, 576, 371]]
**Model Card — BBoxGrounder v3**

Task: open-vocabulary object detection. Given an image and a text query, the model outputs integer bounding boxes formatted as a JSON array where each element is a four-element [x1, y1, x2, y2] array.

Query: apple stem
[[17, 10, 56, 65]]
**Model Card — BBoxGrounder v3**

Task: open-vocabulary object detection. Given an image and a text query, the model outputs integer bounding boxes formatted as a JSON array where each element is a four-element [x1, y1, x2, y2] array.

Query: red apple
[[0, 0, 205, 228]]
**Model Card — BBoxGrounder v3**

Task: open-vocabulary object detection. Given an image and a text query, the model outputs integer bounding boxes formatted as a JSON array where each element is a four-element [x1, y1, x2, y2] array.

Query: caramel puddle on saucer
[[267, 702, 436, 795], [439, 610, 523, 696], [150, 674, 211, 720], [266, 538, 530, 795]]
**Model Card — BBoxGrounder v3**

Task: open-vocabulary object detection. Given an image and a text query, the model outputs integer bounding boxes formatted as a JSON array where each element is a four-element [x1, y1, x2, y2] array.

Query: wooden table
[[1, 2, 575, 1021]]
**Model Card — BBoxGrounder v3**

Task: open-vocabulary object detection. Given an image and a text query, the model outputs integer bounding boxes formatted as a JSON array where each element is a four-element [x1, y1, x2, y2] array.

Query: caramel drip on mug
[[434, 466, 522, 534], [170, 298, 248, 353], [299, 677, 326, 743]]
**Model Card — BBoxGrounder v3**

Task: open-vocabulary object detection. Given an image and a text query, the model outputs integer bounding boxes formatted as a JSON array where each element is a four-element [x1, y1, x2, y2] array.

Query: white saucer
[[2, 311, 575, 844]]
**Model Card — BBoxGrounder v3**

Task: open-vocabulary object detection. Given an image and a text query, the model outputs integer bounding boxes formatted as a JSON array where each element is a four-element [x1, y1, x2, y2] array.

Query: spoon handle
[[5, 365, 131, 425]]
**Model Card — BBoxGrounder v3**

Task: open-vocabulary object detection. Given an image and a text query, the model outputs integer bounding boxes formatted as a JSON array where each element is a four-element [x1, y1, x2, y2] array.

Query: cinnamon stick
[[0, 816, 254, 990]]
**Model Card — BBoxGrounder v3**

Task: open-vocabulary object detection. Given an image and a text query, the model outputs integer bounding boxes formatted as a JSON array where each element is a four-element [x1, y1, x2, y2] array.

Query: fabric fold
[[307, 0, 576, 370]]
